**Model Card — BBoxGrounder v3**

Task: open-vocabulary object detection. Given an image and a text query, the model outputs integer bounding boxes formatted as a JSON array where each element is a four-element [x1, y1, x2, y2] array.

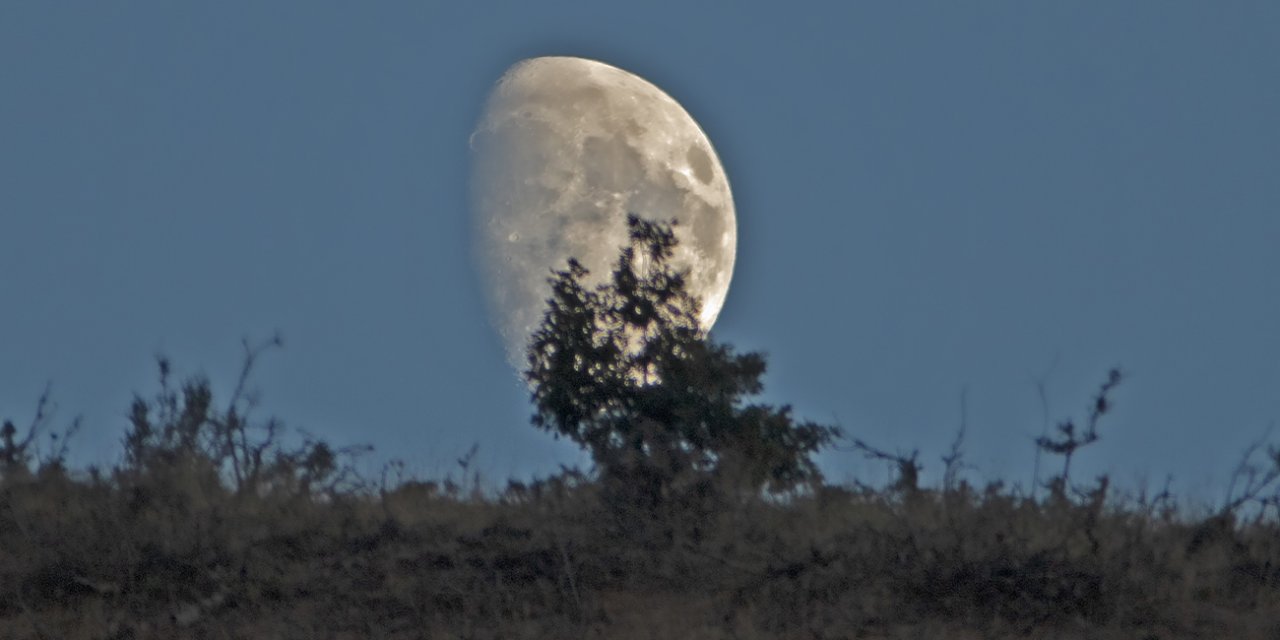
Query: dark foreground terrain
[[6, 285, 1280, 640], [4, 389, 1280, 640]]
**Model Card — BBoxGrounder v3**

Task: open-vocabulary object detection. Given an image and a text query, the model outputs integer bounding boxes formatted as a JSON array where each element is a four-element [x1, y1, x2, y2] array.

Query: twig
[[1028, 355, 1060, 501], [1220, 423, 1279, 518], [941, 387, 970, 493]]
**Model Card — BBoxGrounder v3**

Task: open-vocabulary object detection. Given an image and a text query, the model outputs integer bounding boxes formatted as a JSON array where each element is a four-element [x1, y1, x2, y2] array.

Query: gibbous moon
[[470, 56, 737, 371]]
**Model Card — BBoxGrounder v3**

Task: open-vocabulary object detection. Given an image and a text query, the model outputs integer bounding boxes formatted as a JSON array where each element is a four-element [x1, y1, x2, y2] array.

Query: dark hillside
[[5, 220, 1280, 638]]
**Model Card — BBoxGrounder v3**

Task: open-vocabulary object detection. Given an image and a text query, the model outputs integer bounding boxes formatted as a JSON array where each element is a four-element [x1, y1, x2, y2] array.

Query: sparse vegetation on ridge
[[4, 220, 1280, 639]]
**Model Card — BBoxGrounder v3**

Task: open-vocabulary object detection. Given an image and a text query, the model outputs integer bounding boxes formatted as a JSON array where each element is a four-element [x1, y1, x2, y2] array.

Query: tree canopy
[[525, 215, 839, 504]]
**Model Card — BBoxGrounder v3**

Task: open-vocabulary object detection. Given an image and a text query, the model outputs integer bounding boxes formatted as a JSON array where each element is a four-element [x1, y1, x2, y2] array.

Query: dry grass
[[4, 353, 1280, 639], [5, 457, 1280, 639]]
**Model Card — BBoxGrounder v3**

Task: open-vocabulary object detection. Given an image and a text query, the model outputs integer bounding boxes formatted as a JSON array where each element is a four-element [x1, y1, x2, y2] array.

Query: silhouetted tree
[[526, 215, 840, 506]]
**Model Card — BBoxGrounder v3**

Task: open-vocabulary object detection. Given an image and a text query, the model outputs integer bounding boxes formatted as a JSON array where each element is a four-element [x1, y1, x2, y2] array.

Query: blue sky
[[2, 3, 1278, 503]]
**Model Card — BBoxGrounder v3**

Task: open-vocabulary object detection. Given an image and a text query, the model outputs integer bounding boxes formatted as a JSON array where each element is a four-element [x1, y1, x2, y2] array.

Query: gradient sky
[[3, 3, 1278, 504]]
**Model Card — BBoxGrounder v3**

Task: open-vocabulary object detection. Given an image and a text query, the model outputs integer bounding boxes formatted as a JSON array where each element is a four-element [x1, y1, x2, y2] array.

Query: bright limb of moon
[[469, 56, 737, 371]]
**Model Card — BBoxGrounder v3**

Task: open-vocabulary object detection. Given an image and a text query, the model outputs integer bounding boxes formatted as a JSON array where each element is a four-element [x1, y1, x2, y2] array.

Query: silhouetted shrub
[[525, 215, 840, 512]]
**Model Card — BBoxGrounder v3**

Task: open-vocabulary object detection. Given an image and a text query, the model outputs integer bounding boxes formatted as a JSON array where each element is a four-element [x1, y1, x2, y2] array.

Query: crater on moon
[[469, 56, 737, 372], [686, 145, 714, 184]]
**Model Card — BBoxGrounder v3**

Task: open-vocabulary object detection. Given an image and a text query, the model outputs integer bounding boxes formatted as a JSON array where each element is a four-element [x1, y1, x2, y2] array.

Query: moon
[[469, 56, 737, 371]]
